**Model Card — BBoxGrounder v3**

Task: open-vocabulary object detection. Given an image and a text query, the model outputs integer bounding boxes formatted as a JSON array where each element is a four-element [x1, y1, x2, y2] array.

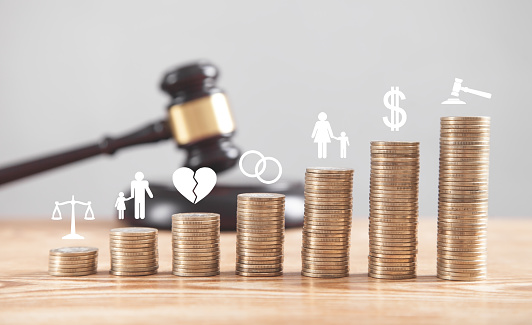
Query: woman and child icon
[[311, 112, 350, 158]]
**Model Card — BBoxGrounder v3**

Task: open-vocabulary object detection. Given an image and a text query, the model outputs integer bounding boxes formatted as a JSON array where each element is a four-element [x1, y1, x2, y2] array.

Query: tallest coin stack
[[438, 116, 490, 281]]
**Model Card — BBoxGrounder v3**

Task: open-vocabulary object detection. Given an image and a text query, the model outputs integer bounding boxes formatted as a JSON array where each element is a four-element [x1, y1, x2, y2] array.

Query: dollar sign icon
[[383, 87, 407, 131]]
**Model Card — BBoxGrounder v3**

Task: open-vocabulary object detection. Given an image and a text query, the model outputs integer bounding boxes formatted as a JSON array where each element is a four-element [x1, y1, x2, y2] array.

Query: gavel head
[[451, 78, 463, 97], [161, 61, 240, 173]]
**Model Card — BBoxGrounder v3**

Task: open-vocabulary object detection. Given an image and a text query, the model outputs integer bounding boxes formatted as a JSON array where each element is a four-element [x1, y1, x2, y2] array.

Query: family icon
[[311, 112, 350, 159], [115, 172, 153, 220]]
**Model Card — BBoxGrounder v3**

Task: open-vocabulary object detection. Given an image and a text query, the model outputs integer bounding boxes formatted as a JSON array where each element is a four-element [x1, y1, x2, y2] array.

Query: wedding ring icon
[[239, 150, 283, 185]]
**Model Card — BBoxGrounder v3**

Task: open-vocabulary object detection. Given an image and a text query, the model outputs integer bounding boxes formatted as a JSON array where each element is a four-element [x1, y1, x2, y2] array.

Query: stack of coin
[[110, 227, 158, 276], [236, 193, 285, 277], [302, 167, 354, 278], [172, 213, 220, 277], [368, 142, 419, 279], [49, 247, 98, 276], [438, 116, 490, 281]]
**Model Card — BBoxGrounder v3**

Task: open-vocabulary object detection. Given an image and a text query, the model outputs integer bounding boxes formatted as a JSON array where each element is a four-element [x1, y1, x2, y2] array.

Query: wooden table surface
[[1, 218, 531, 324]]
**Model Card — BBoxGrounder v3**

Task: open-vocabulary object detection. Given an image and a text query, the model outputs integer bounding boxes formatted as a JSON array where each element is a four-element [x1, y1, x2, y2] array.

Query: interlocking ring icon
[[239, 150, 283, 185]]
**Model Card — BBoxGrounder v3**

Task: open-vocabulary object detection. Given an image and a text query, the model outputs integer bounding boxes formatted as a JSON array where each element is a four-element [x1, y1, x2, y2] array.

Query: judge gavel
[[0, 61, 239, 184], [0, 61, 304, 230]]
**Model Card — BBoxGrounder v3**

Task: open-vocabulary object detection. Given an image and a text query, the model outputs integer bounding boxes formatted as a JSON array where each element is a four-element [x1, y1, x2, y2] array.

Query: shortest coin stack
[[110, 227, 159, 276], [172, 213, 220, 277], [236, 193, 285, 277], [49, 247, 98, 276]]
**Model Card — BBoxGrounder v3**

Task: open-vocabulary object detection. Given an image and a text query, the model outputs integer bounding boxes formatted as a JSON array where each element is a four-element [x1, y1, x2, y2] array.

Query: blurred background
[[0, 0, 530, 219]]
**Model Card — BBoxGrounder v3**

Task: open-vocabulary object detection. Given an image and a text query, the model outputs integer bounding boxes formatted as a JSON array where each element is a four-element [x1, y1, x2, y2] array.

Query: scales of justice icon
[[52, 195, 95, 239]]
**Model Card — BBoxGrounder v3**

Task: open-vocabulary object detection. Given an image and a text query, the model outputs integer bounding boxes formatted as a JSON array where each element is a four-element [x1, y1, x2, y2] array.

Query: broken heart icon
[[172, 167, 217, 204]]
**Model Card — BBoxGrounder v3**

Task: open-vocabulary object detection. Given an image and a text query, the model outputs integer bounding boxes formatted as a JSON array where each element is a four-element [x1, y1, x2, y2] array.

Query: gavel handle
[[0, 120, 172, 186], [461, 87, 492, 99]]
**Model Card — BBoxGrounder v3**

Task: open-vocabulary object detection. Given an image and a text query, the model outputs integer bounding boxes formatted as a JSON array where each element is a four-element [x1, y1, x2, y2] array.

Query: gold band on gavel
[[167, 93, 236, 145]]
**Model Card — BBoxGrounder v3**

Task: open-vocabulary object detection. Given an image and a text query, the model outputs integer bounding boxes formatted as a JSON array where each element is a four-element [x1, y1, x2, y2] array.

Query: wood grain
[[1, 218, 531, 324]]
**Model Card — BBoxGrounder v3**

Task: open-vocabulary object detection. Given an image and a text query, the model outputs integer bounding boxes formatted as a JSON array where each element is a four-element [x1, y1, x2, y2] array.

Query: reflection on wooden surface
[[1, 218, 531, 324]]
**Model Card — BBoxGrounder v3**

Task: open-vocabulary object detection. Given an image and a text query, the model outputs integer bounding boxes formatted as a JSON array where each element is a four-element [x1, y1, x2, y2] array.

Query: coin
[[48, 246, 98, 277], [236, 193, 285, 277], [237, 271, 283, 277], [171, 213, 220, 277], [369, 142, 419, 278], [110, 227, 157, 236], [302, 167, 353, 278], [438, 119, 490, 282], [110, 227, 158, 276]]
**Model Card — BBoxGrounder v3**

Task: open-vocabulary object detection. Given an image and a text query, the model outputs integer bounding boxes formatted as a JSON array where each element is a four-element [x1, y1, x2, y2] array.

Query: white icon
[[173, 167, 217, 204], [239, 150, 282, 184], [336, 132, 350, 159], [383, 87, 407, 131], [311, 112, 349, 159], [442, 78, 492, 105], [114, 192, 132, 220], [130, 172, 153, 219], [311, 112, 334, 158], [52, 195, 95, 239]]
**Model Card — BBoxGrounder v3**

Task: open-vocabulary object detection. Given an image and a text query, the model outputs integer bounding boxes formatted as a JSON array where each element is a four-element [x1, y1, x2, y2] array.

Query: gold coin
[[237, 233, 284, 240], [301, 271, 348, 278], [302, 255, 349, 261], [437, 268, 487, 276], [171, 230, 218, 236], [236, 222, 284, 228], [236, 271, 283, 277], [236, 228, 284, 235], [50, 247, 98, 256], [110, 270, 157, 276], [437, 258, 486, 264], [300, 268, 348, 275], [48, 257, 97, 264], [171, 237, 219, 243], [304, 212, 352, 218], [49, 261, 97, 268], [237, 216, 285, 221], [368, 273, 415, 280], [306, 167, 354, 173], [438, 233, 487, 240], [302, 254, 349, 260], [237, 262, 283, 269], [172, 212, 219, 219], [304, 178, 353, 184], [110, 227, 157, 235], [437, 263, 486, 270], [237, 202, 285, 209], [49, 265, 98, 272], [49, 270, 97, 277], [436, 274, 486, 281], [48, 255, 97, 262], [237, 239, 283, 245], [301, 246, 349, 254], [368, 260, 416, 267], [371, 141, 419, 146], [173, 271, 220, 277], [304, 193, 353, 200], [237, 192, 285, 200], [238, 255, 283, 261], [237, 209, 285, 216], [302, 226, 350, 232], [171, 217, 220, 223]]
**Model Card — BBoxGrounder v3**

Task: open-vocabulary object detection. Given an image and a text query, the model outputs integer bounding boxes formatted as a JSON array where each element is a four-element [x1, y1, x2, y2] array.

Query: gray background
[[0, 0, 530, 219]]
